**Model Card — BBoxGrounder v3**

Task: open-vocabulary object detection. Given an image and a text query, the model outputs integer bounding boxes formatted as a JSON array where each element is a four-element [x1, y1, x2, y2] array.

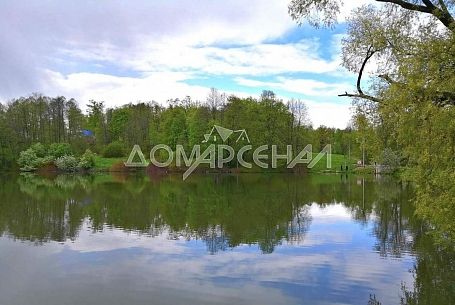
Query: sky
[[0, 0, 372, 128]]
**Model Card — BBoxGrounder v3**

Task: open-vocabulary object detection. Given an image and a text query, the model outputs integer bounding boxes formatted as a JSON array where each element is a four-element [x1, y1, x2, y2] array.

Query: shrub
[[78, 149, 96, 170], [380, 148, 401, 173], [17, 148, 39, 171], [48, 143, 72, 158], [17, 148, 55, 171], [55, 155, 79, 172], [103, 141, 125, 158], [30, 143, 47, 158]]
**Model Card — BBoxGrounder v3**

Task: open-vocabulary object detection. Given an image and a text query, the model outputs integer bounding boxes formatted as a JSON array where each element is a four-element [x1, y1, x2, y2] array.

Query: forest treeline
[[0, 89, 369, 168]]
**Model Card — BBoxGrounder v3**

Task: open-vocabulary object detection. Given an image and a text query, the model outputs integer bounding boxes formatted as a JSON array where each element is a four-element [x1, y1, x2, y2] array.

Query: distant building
[[82, 129, 94, 137]]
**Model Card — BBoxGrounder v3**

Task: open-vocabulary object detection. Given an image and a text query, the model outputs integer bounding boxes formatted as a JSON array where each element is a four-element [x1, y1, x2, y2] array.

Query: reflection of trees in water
[[1, 173, 453, 303], [202, 225, 229, 254], [0, 174, 423, 253], [399, 238, 455, 305], [0, 174, 86, 243], [287, 207, 311, 245]]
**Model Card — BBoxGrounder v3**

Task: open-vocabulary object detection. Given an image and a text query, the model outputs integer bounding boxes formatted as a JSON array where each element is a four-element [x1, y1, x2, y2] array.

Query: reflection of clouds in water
[[65, 220, 187, 254], [0, 203, 416, 305], [309, 203, 352, 221]]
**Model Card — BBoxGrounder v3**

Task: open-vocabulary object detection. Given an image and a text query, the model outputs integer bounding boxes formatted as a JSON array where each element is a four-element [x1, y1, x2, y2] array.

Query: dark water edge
[[0, 173, 453, 305]]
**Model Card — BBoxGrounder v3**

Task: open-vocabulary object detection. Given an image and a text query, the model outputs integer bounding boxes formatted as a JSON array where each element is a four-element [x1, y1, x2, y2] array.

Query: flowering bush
[[55, 155, 79, 172], [78, 149, 96, 170], [17, 146, 54, 171]]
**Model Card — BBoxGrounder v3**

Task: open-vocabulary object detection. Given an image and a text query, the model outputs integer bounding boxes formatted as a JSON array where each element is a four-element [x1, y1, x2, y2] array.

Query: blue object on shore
[[82, 129, 94, 137]]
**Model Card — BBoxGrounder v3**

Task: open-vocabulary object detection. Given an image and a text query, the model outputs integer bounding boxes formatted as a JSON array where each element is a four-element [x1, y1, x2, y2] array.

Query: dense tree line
[[0, 90, 364, 168]]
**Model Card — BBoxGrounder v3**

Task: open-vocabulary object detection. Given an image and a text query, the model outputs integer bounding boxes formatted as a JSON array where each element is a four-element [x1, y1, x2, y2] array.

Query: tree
[[0, 104, 16, 168], [86, 100, 108, 149], [206, 88, 226, 121], [289, 0, 455, 32], [66, 98, 84, 142], [289, 1, 454, 106], [288, 0, 455, 240], [288, 99, 311, 151]]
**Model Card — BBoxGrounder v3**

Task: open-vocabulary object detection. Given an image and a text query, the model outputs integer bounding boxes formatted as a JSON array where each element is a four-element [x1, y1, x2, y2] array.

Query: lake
[[0, 173, 453, 305]]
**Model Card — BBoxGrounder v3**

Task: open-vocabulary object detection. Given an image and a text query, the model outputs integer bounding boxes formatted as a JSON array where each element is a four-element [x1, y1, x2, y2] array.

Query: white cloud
[[43, 70, 209, 107], [43, 70, 256, 111], [58, 38, 343, 77], [305, 100, 352, 129], [0, 0, 371, 127], [235, 76, 353, 97]]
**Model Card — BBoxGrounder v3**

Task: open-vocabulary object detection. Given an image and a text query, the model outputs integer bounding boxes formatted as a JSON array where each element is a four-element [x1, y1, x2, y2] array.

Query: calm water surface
[[0, 173, 453, 305]]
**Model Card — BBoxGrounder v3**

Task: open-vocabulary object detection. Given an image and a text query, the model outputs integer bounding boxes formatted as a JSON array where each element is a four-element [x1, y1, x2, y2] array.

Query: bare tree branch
[[338, 92, 382, 103], [438, 0, 450, 14], [339, 46, 382, 103], [375, 0, 432, 13], [375, 0, 455, 31], [356, 47, 376, 95]]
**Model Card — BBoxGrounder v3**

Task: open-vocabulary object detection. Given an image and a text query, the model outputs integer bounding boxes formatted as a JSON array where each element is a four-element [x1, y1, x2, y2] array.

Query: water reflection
[[0, 173, 453, 305]]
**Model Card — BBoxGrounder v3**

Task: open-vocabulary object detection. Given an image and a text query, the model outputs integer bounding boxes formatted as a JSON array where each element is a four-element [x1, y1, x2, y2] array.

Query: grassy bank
[[93, 156, 125, 170], [93, 153, 358, 173]]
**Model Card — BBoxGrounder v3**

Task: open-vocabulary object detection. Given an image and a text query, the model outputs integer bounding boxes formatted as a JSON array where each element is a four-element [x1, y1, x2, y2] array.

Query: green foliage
[[17, 143, 94, 172], [17, 149, 40, 171], [0, 111, 16, 168], [107, 107, 129, 141], [86, 100, 107, 149], [103, 141, 126, 158], [17, 148, 54, 171], [48, 143, 72, 158], [17, 143, 55, 171], [78, 149, 96, 170], [94, 156, 124, 169], [55, 155, 79, 172], [289, 1, 455, 241], [161, 106, 188, 147], [379, 148, 401, 172], [30, 143, 48, 158], [288, 0, 341, 28], [5, 93, 364, 173]]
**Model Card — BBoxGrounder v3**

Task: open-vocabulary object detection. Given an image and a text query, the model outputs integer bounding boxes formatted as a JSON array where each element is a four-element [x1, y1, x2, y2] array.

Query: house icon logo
[[202, 125, 250, 144]]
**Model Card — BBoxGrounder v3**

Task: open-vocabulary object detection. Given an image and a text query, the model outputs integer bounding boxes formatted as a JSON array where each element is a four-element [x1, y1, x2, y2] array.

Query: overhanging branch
[[338, 92, 382, 103], [375, 0, 455, 32], [339, 46, 382, 104], [375, 0, 432, 14]]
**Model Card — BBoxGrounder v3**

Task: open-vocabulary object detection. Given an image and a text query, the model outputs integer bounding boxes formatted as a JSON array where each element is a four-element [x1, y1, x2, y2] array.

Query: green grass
[[308, 153, 357, 173], [352, 166, 376, 175], [92, 153, 357, 173], [94, 156, 125, 170]]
